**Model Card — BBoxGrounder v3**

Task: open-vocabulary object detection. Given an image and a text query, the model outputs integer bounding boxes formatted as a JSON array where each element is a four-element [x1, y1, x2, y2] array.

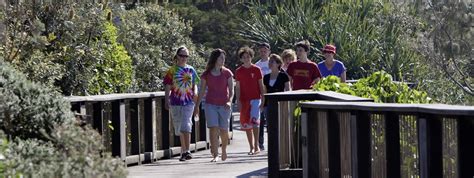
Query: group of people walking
[[164, 40, 346, 162]]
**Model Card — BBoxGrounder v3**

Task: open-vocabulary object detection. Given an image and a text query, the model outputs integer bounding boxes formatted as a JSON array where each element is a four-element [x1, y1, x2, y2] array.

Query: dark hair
[[295, 40, 311, 52], [257, 42, 270, 49], [269, 54, 283, 70], [205, 48, 226, 73], [173, 46, 188, 63], [238, 46, 255, 59]]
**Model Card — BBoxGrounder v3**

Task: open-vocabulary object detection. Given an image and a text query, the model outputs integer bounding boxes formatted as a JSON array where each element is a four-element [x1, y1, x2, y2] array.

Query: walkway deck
[[127, 115, 269, 178]]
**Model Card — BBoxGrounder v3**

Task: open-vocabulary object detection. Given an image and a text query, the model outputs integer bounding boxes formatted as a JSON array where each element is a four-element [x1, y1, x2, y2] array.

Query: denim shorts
[[204, 103, 231, 131], [169, 103, 194, 136]]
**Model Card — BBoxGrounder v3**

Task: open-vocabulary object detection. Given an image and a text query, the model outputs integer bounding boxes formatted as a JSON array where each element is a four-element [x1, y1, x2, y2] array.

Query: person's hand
[[225, 101, 232, 110], [193, 105, 200, 116]]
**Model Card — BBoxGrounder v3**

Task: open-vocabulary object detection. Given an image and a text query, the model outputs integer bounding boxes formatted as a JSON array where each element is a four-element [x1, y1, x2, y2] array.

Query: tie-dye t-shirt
[[163, 65, 200, 106]]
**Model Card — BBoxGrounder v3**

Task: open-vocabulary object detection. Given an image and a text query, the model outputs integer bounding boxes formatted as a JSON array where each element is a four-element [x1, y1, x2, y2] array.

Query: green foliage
[[0, 60, 74, 141], [0, 59, 126, 177], [239, 0, 423, 81], [88, 21, 133, 94], [414, 1, 473, 102], [3, 124, 127, 177], [314, 72, 432, 103], [5, 2, 206, 95], [166, 3, 249, 70], [4, 2, 67, 90], [114, 4, 206, 91], [312, 76, 355, 95]]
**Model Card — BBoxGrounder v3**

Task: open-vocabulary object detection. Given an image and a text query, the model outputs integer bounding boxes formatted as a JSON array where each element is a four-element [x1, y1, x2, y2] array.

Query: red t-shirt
[[201, 67, 233, 105], [235, 64, 263, 101], [287, 60, 322, 90]]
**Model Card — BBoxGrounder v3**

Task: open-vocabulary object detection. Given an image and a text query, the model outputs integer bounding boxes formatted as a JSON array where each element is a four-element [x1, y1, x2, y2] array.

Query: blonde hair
[[281, 49, 296, 62]]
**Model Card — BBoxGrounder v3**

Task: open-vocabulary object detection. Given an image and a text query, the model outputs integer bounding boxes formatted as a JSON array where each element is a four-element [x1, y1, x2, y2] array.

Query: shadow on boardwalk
[[127, 115, 268, 178]]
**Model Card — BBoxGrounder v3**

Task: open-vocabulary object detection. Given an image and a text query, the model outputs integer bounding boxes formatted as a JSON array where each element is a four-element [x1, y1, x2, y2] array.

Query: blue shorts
[[169, 103, 194, 136], [204, 103, 231, 131]]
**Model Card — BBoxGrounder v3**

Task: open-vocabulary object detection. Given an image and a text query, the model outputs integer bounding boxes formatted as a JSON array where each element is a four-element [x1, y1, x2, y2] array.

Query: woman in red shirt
[[194, 49, 234, 162]]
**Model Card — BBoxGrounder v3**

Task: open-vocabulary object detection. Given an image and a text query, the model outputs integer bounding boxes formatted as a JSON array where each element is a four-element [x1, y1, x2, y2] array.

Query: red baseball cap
[[322, 44, 336, 54]]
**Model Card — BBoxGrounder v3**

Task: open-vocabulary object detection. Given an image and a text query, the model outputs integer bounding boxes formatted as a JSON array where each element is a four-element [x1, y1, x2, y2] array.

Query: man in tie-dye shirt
[[164, 46, 200, 162]]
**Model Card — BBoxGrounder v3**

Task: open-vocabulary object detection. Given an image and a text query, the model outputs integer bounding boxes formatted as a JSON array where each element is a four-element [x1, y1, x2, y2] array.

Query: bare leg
[[179, 134, 186, 153], [253, 127, 260, 154], [182, 132, 191, 152], [245, 129, 254, 154], [220, 128, 229, 161], [209, 127, 219, 161]]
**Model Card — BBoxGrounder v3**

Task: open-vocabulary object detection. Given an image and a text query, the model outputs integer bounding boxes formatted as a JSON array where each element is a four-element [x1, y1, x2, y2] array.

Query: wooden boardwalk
[[127, 115, 269, 178]]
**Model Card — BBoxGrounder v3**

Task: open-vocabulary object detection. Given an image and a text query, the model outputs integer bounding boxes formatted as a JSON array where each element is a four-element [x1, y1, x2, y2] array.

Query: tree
[[417, 1, 473, 96]]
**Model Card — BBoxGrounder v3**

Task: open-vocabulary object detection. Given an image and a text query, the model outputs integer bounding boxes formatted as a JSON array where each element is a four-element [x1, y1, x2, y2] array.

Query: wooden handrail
[[66, 92, 165, 102], [300, 101, 474, 116]]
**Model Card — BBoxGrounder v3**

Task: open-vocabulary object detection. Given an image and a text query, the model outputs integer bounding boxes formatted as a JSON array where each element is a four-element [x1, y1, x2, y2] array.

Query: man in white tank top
[[255, 42, 271, 151]]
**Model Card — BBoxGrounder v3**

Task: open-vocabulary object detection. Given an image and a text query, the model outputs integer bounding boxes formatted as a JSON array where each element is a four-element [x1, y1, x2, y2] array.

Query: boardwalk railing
[[66, 92, 209, 165], [297, 101, 474, 178], [265, 91, 373, 178]]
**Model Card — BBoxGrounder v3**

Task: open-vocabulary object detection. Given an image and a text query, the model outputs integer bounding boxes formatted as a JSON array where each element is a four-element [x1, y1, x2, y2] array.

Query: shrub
[[0, 60, 73, 141], [88, 20, 133, 94], [114, 5, 207, 92], [314, 72, 432, 104], [239, 0, 423, 81], [0, 59, 127, 177]]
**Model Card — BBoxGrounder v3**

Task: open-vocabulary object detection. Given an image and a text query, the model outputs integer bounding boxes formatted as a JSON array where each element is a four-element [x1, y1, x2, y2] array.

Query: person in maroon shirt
[[194, 49, 234, 162], [286, 40, 322, 90]]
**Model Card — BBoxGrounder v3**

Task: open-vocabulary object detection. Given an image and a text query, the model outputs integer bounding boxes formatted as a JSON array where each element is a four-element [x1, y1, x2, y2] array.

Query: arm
[[226, 77, 234, 110], [235, 81, 241, 110], [284, 82, 290, 91], [288, 76, 294, 90], [193, 78, 206, 115], [311, 64, 322, 86], [164, 85, 171, 110], [341, 71, 347, 83], [312, 77, 321, 86], [258, 79, 266, 109]]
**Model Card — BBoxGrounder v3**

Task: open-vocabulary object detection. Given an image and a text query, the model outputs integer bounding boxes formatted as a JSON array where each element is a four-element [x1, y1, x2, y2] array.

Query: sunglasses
[[178, 54, 189, 58]]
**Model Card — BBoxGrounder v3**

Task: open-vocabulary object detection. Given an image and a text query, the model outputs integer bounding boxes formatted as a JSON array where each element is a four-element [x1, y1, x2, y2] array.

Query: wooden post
[[351, 111, 371, 178], [160, 97, 171, 157], [458, 116, 474, 178], [93, 102, 104, 135], [267, 99, 280, 178], [130, 99, 141, 162], [385, 112, 400, 178], [143, 98, 156, 162], [302, 109, 319, 178], [417, 115, 442, 178], [327, 110, 341, 178], [111, 100, 126, 161]]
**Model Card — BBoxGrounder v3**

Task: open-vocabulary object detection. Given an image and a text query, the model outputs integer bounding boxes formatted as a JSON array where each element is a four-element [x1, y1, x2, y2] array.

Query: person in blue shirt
[[317, 44, 347, 82]]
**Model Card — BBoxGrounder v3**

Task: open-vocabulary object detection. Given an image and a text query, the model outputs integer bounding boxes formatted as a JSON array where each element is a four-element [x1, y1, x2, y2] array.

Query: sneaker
[[259, 145, 265, 151], [185, 151, 193, 160], [179, 153, 186, 161]]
